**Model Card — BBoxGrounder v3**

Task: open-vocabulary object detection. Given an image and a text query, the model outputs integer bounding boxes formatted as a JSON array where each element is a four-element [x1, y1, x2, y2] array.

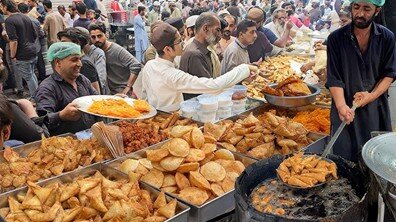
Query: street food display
[[315, 90, 332, 106], [0, 136, 111, 193], [203, 112, 313, 159], [115, 112, 199, 154], [0, 171, 180, 221], [276, 153, 338, 188], [117, 126, 246, 206], [262, 76, 312, 97], [292, 108, 330, 134]]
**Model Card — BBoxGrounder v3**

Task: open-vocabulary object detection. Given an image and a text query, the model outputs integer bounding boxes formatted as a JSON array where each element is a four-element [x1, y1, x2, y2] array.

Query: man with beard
[[179, 12, 221, 99], [147, 1, 161, 25], [89, 22, 141, 95], [325, 0, 395, 162], [221, 20, 257, 74], [309, 0, 321, 24], [35, 42, 99, 135], [134, 6, 149, 62], [264, 8, 294, 40], [217, 14, 236, 60]]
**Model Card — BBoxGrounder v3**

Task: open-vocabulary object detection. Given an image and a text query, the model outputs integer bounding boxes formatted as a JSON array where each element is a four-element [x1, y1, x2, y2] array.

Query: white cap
[[186, 15, 199, 28], [137, 2, 145, 7], [153, 1, 160, 6], [311, 0, 320, 3]]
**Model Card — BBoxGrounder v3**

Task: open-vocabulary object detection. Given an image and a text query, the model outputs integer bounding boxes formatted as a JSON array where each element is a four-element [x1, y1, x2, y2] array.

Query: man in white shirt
[[140, 21, 257, 111], [57, 5, 73, 27], [264, 8, 293, 39]]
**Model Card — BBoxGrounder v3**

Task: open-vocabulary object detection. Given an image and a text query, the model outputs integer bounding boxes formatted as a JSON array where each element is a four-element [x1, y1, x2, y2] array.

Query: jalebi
[[88, 99, 150, 118], [292, 108, 330, 134]]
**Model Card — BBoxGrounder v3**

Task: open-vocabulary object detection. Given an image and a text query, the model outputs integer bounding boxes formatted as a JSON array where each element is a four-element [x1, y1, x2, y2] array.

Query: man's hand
[[285, 20, 294, 30], [337, 104, 355, 124], [354, 91, 375, 107], [59, 103, 81, 121], [121, 86, 131, 96]]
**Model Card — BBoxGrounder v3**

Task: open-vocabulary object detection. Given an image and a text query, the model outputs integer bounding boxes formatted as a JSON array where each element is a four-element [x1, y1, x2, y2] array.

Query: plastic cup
[[232, 85, 248, 100], [198, 96, 218, 111], [218, 94, 233, 107], [217, 106, 232, 119], [180, 100, 199, 119], [197, 110, 217, 123], [232, 98, 247, 114]]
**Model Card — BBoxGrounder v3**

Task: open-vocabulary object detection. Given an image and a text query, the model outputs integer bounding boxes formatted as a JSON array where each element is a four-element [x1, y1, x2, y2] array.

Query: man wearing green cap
[[35, 42, 99, 135], [325, 0, 396, 162]]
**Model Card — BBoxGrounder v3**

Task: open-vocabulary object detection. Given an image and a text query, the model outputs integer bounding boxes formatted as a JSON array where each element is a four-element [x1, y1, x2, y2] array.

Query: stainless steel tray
[[106, 142, 257, 222], [0, 163, 190, 222], [75, 110, 204, 139], [362, 132, 396, 184], [0, 133, 75, 162]]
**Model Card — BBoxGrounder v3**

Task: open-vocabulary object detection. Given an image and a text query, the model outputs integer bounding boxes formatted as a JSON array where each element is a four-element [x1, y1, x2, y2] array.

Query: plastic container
[[232, 85, 248, 100], [232, 98, 247, 114], [217, 94, 233, 107], [198, 96, 218, 111], [217, 106, 232, 119], [197, 110, 217, 123], [180, 100, 199, 119]]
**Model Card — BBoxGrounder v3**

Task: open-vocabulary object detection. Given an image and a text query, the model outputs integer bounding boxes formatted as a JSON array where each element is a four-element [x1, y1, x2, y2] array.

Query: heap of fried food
[[117, 126, 247, 206], [292, 108, 330, 134], [0, 171, 179, 221], [203, 112, 313, 159], [276, 153, 338, 188], [243, 55, 310, 99], [262, 76, 312, 97], [250, 180, 287, 216], [0, 136, 111, 193], [315, 90, 332, 106], [115, 112, 198, 154], [88, 99, 151, 118]]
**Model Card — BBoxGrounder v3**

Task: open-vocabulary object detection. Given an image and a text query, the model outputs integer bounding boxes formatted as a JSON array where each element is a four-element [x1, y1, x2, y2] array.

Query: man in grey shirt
[[221, 20, 257, 74], [89, 22, 141, 95]]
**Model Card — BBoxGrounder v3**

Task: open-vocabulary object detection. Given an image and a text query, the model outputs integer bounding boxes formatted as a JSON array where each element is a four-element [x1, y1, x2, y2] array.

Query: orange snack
[[292, 108, 330, 134], [88, 99, 149, 118]]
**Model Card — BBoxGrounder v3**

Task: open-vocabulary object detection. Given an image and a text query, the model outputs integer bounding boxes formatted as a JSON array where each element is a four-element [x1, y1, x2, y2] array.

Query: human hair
[[189, 6, 208, 16], [0, 94, 13, 129], [57, 27, 89, 49], [57, 5, 65, 11], [236, 19, 256, 36], [221, 13, 236, 25], [220, 18, 228, 30], [182, 0, 188, 7], [138, 6, 145, 14], [252, 0, 256, 6], [281, 2, 291, 9], [88, 22, 107, 34], [76, 2, 87, 14], [42, 0, 52, 9], [17, 2, 29, 13], [161, 11, 170, 21], [272, 8, 286, 20], [195, 12, 219, 33], [1, 0, 19, 13]]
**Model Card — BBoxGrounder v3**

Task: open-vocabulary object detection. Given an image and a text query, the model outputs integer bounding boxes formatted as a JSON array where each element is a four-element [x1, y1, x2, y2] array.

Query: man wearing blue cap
[[326, 0, 396, 162], [35, 42, 98, 135]]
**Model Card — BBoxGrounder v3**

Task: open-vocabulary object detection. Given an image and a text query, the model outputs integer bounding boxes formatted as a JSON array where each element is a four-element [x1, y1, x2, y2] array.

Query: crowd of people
[[0, 0, 394, 159]]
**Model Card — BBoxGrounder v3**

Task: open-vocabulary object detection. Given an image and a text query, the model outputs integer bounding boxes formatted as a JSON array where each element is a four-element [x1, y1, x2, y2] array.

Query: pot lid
[[362, 132, 396, 184]]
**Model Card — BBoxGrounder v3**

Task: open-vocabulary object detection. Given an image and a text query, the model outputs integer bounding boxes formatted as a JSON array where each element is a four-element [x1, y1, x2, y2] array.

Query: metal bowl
[[264, 83, 321, 107]]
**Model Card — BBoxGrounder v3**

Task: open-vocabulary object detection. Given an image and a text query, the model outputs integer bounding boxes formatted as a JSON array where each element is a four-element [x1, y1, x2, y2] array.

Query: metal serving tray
[[75, 110, 204, 140], [0, 133, 75, 163], [0, 163, 190, 222], [215, 105, 329, 159], [106, 142, 257, 222], [0, 133, 116, 194]]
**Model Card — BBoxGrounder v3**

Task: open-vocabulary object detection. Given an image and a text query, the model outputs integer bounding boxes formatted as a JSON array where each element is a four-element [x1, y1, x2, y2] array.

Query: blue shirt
[[258, 26, 278, 44]]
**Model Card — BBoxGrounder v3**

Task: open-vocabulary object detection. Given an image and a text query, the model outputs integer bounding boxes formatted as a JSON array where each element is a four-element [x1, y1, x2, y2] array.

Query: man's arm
[[9, 40, 17, 59], [273, 21, 293, 48], [119, 47, 142, 94]]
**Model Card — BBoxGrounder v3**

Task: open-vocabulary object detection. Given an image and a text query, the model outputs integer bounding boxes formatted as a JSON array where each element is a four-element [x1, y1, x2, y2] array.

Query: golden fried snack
[[277, 153, 338, 188]]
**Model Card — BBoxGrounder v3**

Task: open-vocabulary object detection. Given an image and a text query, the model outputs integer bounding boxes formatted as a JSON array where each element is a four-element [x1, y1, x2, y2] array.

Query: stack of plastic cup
[[180, 100, 199, 120], [197, 95, 218, 123], [232, 85, 248, 114], [217, 94, 233, 119]]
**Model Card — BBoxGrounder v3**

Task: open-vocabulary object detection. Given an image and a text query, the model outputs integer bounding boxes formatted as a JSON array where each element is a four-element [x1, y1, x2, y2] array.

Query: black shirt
[[5, 13, 37, 60], [73, 18, 92, 30], [34, 72, 99, 136], [81, 56, 99, 83]]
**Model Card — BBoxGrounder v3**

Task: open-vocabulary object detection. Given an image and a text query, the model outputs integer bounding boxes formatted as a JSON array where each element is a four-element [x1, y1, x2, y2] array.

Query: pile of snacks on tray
[[0, 136, 111, 192], [88, 99, 151, 118], [203, 112, 313, 159], [117, 126, 246, 206], [0, 171, 179, 221]]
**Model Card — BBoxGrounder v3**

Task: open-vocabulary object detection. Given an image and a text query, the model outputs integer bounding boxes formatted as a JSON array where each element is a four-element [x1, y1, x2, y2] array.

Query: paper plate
[[73, 95, 157, 120], [362, 132, 396, 184]]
